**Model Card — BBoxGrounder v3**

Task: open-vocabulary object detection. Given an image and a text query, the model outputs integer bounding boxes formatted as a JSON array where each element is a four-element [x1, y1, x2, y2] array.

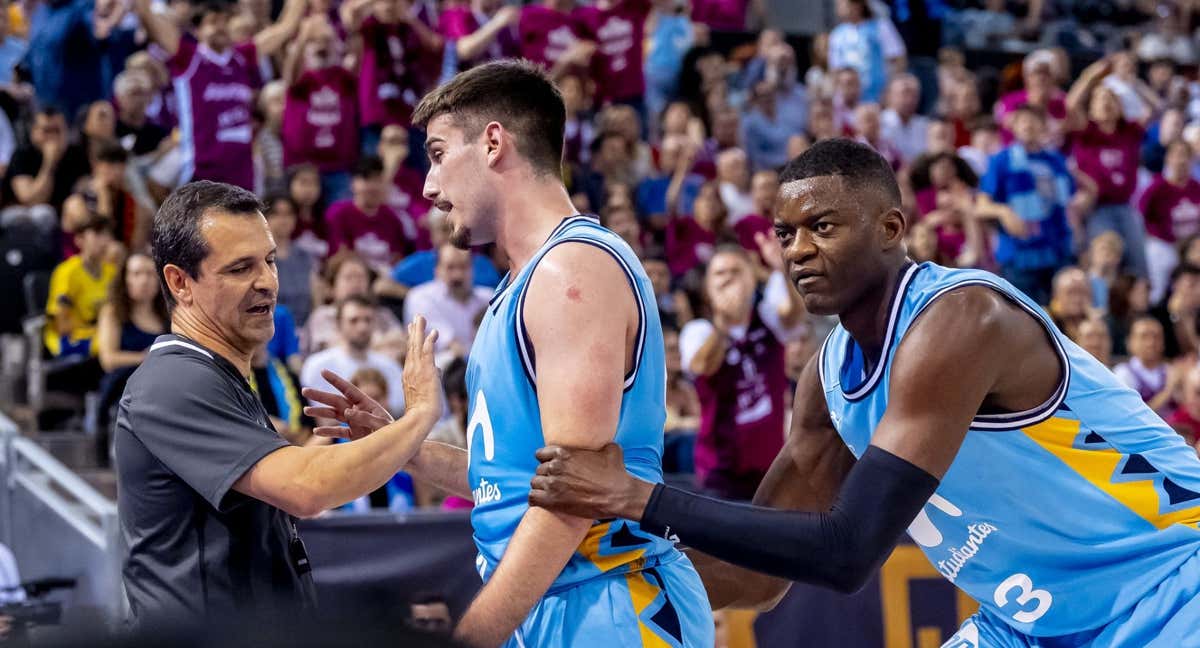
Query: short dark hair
[[1009, 103, 1047, 122], [152, 181, 263, 308], [353, 155, 385, 179], [1171, 262, 1200, 286], [76, 213, 114, 235], [336, 294, 376, 323], [35, 106, 63, 121], [780, 138, 902, 206], [95, 139, 129, 164], [408, 591, 449, 608], [190, 0, 235, 26], [413, 59, 565, 175]]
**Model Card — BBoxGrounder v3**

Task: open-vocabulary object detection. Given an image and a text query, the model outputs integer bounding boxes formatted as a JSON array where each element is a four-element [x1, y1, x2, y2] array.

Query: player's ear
[[163, 263, 193, 307], [484, 121, 504, 168], [879, 206, 906, 252]]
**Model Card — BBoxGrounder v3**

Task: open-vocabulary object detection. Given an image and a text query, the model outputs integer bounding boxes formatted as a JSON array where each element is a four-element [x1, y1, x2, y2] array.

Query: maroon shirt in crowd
[[282, 67, 360, 173], [1070, 119, 1144, 205], [1139, 174, 1200, 243], [575, 0, 650, 104], [357, 15, 424, 127], [167, 36, 262, 189], [325, 199, 412, 268], [519, 4, 584, 69]]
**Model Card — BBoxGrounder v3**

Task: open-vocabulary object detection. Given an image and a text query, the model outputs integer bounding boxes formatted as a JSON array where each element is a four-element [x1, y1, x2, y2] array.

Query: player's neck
[[496, 178, 579, 275], [839, 262, 907, 359]]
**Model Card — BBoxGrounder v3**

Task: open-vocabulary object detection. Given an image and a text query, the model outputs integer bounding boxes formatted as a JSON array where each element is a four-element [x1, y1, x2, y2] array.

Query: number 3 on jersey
[[993, 573, 1052, 623], [467, 389, 496, 463]]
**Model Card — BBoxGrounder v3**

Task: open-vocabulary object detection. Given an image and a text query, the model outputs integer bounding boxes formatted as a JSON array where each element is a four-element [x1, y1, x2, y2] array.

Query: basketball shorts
[[503, 552, 714, 648]]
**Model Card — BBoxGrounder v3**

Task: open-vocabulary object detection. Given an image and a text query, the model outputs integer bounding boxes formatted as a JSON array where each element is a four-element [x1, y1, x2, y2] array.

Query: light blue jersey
[[465, 215, 712, 647], [820, 262, 1200, 640]]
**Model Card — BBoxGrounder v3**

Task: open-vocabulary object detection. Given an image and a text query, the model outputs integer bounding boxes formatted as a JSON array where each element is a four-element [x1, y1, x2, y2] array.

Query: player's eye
[[814, 221, 835, 235]]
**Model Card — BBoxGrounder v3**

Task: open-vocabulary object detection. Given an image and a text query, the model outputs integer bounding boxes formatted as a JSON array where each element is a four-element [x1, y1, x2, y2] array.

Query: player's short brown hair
[[413, 59, 565, 176]]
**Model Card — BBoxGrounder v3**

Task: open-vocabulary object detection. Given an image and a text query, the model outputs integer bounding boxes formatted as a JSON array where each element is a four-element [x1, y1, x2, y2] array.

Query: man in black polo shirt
[[114, 181, 444, 626]]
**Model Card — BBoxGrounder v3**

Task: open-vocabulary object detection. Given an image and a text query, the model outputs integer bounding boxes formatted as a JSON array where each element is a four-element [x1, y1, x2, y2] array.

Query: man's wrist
[[618, 478, 657, 522]]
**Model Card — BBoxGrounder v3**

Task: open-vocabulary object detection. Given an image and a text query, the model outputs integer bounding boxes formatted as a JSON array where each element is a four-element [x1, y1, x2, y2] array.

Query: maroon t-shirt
[[1138, 175, 1200, 242], [665, 217, 717, 278], [325, 199, 412, 268], [357, 15, 423, 127], [282, 67, 359, 173], [388, 166, 433, 251], [575, 0, 650, 104], [689, 0, 749, 30], [519, 4, 584, 69], [1070, 119, 1144, 205], [692, 307, 788, 500], [167, 36, 262, 189]]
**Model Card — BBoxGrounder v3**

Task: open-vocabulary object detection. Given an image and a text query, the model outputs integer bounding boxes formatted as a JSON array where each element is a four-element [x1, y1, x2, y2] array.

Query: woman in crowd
[[302, 250, 402, 354], [264, 193, 317, 327]]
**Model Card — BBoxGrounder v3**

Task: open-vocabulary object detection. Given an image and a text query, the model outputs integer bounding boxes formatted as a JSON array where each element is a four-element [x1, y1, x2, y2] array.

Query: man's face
[[119, 78, 153, 116], [31, 114, 65, 149], [717, 150, 749, 189], [1053, 271, 1091, 317], [352, 172, 386, 211], [339, 302, 376, 352], [835, 70, 860, 104], [888, 79, 919, 117], [77, 227, 114, 261], [751, 171, 779, 215], [409, 602, 452, 634], [926, 122, 955, 154], [774, 176, 898, 316], [1128, 319, 1165, 363], [1075, 319, 1111, 364], [197, 10, 233, 52], [179, 212, 278, 351], [436, 246, 473, 295], [642, 259, 669, 297], [423, 114, 496, 249], [705, 252, 755, 318], [1012, 112, 1044, 149]]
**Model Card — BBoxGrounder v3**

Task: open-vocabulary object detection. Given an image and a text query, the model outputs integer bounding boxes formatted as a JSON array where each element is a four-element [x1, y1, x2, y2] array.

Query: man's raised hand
[[302, 370, 392, 440]]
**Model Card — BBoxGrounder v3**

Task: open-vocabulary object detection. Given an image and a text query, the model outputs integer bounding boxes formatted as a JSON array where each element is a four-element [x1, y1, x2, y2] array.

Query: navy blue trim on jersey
[[903, 279, 1071, 431], [841, 262, 920, 402], [515, 234, 647, 393]]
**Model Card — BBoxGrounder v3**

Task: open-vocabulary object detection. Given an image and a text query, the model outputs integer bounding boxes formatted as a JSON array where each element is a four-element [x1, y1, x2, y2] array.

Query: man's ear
[[880, 206, 907, 252], [163, 264, 193, 307], [484, 121, 505, 168]]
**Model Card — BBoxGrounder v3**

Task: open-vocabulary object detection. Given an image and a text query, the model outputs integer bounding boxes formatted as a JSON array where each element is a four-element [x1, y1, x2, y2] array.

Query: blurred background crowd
[[4, 0, 1200, 520]]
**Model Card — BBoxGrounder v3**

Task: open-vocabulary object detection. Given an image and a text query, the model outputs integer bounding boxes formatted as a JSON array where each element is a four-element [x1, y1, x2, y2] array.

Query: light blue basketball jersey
[[819, 262, 1200, 638], [466, 215, 681, 594]]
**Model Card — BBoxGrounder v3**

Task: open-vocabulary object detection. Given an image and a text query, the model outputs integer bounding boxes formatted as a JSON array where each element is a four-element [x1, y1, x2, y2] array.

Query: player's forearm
[[406, 441, 471, 498], [297, 406, 440, 512], [455, 508, 591, 647]]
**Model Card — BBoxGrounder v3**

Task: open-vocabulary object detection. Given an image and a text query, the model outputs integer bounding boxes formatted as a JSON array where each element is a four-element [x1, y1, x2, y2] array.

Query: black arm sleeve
[[640, 445, 939, 593]]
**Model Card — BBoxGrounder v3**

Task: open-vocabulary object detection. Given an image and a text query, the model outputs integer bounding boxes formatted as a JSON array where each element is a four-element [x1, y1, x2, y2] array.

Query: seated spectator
[[910, 151, 993, 268], [281, 14, 358, 204], [740, 80, 794, 172], [957, 117, 1001, 176], [680, 245, 806, 500], [1107, 273, 1151, 356], [301, 294, 406, 415], [389, 208, 500, 296], [636, 134, 702, 228], [44, 215, 116, 358], [1140, 139, 1200, 303], [1072, 314, 1113, 368], [601, 203, 651, 258], [403, 244, 491, 362], [806, 97, 839, 143], [62, 142, 149, 255], [95, 251, 168, 456], [558, 73, 595, 168], [1114, 316, 1182, 416], [852, 103, 901, 170], [426, 357, 473, 509], [114, 70, 171, 157], [943, 74, 981, 148], [664, 181, 737, 278], [378, 124, 432, 249], [303, 250, 402, 354], [995, 49, 1068, 147], [1085, 231, 1124, 312], [326, 155, 414, 273], [831, 67, 861, 134], [804, 32, 832, 100], [254, 80, 287, 194], [1151, 263, 1200, 359], [827, 0, 904, 104], [881, 73, 930, 165], [5, 106, 88, 217], [980, 105, 1075, 305], [924, 117, 957, 156], [407, 591, 453, 635], [287, 163, 329, 259], [1166, 367, 1200, 448], [1141, 107, 1185, 175], [600, 104, 653, 180], [642, 256, 690, 330], [1048, 267, 1096, 340], [265, 194, 317, 327], [345, 367, 419, 511], [715, 147, 754, 222]]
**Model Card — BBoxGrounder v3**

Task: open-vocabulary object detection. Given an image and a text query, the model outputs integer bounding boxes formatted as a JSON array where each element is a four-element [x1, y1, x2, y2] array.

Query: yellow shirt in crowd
[[43, 256, 116, 356]]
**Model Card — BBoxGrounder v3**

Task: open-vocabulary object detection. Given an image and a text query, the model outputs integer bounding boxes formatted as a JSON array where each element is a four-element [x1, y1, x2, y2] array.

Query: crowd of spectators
[[10, 0, 1200, 514]]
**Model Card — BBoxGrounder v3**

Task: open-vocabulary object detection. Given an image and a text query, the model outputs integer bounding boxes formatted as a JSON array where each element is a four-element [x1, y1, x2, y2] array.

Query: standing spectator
[[1150, 263, 1200, 359], [390, 208, 500, 293], [282, 14, 359, 203], [440, 0, 521, 71], [680, 245, 806, 500], [638, 134, 701, 225], [134, 0, 307, 190], [740, 80, 794, 172], [264, 194, 316, 327], [114, 70, 171, 156], [403, 244, 490, 361], [690, 0, 763, 31], [1140, 139, 1200, 303], [852, 103, 902, 170], [880, 73, 930, 165], [1113, 316, 1180, 415], [301, 294, 406, 415], [44, 215, 116, 358], [1107, 273, 1151, 357], [980, 105, 1075, 304], [1141, 107, 1185, 175], [1166, 367, 1200, 448], [995, 49, 1067, 147], [643, 0, 696, 127], [254, 81, 286, 194], [1066, 57, 1150, 279], [340, 0, 442, 154], [1048, 266, 1094, 339], [24, 0, 115, 118], [325, 155, 413, 273], [5, 107, 88, 215], [575, 0, 650, 114], [518, 0, 592, 77], [287, 163, 329, 260], [1084, 231, 1123, 313], [378, 124, 432, 248], [1072, 315, 1113, 368], [827, 0, 905, 104], [715, 147, 754, 222]]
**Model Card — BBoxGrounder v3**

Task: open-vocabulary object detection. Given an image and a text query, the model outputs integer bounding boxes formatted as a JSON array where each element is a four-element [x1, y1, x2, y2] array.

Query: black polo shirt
[[114, 334, 317, 625]]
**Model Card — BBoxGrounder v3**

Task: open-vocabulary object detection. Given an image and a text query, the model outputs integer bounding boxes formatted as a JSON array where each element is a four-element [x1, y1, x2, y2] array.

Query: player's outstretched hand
[[402, 315, 444, 420], [529, 444, 656, 521], [303, 370, 393, 440]]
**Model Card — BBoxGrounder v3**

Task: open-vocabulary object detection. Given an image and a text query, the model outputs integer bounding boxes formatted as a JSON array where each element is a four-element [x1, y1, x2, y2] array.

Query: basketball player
[[303, 60, 713, 647], [528, 139, 1200, 647]]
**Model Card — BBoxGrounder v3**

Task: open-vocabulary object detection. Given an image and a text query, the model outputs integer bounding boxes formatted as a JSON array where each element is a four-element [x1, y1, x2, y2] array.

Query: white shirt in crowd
[[403, 279, 492, 359], [880, 108, 930, 166], [300, 346, 407, 416]]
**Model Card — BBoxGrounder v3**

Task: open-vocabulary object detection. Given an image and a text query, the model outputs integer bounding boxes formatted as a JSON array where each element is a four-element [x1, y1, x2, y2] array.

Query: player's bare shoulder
[[523, 242, 638, 324]]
